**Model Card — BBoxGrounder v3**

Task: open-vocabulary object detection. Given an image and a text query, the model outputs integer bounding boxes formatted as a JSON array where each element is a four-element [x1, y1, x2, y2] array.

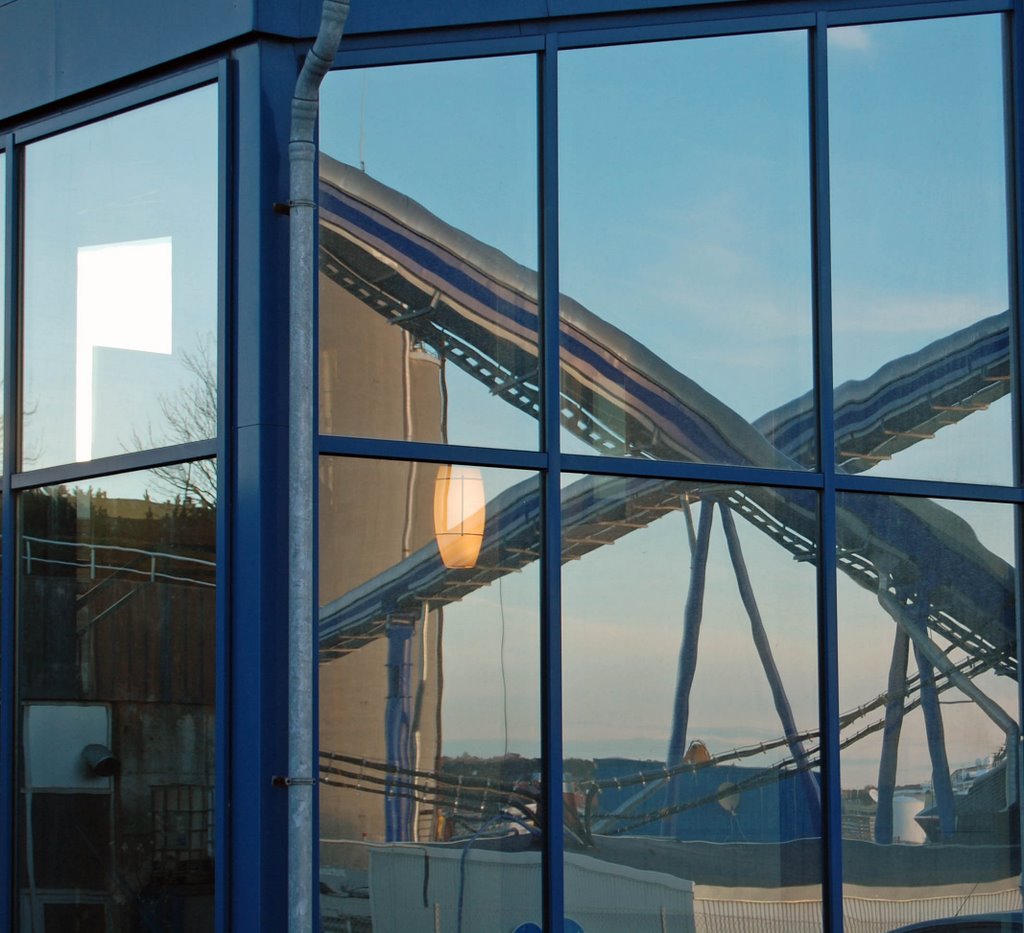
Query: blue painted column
[[912, 637, 956, 839], [229, 39, 302, 933], [719, 502, 821, 818], [874, 627, 909, 844], [666, 499, 714, 837], [385, 620, 415, 841]]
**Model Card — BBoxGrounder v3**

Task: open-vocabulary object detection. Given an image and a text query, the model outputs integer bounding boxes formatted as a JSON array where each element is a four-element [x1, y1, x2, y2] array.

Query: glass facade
[[319, 57, 539, 450], [17, 469, 216, 932], [319, 457, 541, 929], [828, 16, 1013, 485], [838, 493, 1019, 926], [1, 1, 1023, 932], [561, 479, 822, 926], [21, 86, 218, 471], [317, 13, 1023, 932], [5, 86, 220, 933], [559, 33, 814, 466]]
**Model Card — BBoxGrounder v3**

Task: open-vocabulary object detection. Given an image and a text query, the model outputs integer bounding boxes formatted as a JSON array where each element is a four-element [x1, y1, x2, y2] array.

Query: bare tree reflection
[[132, 337, 216, 508]]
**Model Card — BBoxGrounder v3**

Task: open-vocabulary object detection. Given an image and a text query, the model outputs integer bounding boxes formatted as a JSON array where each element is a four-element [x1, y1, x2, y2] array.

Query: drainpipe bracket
[[272, 775, 318, 788]]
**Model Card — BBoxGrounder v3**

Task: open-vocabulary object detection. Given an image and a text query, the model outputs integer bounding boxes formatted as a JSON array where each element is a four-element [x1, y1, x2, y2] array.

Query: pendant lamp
[[434, 464, 486, 569]]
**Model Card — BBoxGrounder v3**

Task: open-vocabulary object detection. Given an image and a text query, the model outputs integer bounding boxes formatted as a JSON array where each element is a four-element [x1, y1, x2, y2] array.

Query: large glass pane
[[559, 33, 814, 468], [562, 477, 822, 929], [838, 493, 1020, 928], [17, 465, 216, 932], [21, 85, 218, 471], [829, 16, 1012, 484], [319, 57, 539, 450], [319, 456, 541, 931]]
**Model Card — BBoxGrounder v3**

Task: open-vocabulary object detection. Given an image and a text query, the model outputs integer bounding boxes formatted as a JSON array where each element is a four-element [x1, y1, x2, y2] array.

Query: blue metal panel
[[0, 0, 252, 125], [228, 39, 300, 933], [255, 0, 322, 38], [0, 0, 57, 125], [53, 2, 248, 101]]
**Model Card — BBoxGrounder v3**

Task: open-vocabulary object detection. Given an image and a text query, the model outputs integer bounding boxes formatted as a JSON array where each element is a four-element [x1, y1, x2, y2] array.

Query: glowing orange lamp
[[434, 464, 486, 569]]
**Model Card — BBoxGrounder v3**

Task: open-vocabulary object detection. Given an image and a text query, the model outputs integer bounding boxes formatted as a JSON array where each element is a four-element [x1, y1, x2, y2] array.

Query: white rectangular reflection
[[76, 237, 173, 461]]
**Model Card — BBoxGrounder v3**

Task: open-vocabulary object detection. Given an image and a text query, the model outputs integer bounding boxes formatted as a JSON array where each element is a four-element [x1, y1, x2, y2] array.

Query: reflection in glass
[[318, 57, 539, 450], [17, 466, 216, 932], [21, 85, 218, 471], [829, 16, 1013, 484], [561, 477, 821, 928], [559, 33, 814, 467], [838, 493, 1020, 928], [319, 457, 541, 931]]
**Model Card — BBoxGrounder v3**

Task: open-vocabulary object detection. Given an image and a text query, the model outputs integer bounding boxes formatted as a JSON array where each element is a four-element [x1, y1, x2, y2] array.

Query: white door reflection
[[75, 237, 173, 462]]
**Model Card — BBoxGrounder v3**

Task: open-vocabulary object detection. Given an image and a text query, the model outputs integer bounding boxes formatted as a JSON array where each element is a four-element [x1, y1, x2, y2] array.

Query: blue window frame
[[0, 1, 1022, 931]]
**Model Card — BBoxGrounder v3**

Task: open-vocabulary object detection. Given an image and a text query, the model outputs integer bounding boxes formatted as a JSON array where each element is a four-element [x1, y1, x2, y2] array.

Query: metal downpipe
[[289, 1, 350, 931]]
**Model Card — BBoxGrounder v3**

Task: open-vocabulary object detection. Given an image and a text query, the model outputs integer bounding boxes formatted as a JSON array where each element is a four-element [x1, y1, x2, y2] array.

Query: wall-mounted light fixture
[[434, 464, 486, 569], [81, 743, 120, 778]]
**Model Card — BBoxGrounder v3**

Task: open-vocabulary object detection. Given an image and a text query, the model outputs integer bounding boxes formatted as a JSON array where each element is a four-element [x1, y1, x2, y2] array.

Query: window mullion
[[811, 15, 845, 933], [540, 31, 567, 933]]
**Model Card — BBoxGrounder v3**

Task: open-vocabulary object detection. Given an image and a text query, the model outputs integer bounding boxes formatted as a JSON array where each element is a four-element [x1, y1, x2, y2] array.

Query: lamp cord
[[499, 574, 509, 761]]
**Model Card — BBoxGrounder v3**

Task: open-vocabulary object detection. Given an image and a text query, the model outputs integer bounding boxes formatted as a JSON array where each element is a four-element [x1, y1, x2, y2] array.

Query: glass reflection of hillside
[[20, 480, 216, 932]]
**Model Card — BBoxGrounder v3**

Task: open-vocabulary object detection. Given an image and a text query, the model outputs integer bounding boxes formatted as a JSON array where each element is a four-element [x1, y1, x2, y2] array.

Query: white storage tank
[[892, 795, 927, 844]]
